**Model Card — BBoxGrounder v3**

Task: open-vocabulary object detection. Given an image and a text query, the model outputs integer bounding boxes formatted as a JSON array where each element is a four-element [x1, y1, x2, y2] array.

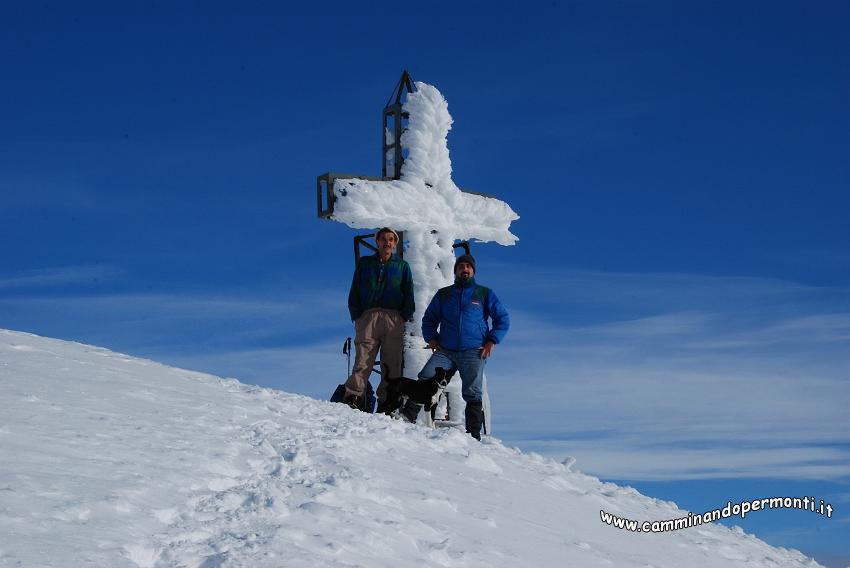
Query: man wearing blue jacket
[[419, 254, 509, 440]]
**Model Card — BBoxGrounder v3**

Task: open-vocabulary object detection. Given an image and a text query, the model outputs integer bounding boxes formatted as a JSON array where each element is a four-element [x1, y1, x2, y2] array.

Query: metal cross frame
[[317, 70, 473, 266]]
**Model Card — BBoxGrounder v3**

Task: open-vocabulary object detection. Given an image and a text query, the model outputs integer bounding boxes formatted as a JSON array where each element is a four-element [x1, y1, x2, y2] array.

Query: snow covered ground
[[0, 329, 822, 567]]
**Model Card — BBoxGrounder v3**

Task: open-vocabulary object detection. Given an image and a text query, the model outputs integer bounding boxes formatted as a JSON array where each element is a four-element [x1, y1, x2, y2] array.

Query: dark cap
[[454, 254, 476, 273]]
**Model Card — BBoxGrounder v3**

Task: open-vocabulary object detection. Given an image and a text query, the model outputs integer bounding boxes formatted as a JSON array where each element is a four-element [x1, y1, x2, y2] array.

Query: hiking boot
[[465, 400, 484, 441], [343, 394, 363, 411]]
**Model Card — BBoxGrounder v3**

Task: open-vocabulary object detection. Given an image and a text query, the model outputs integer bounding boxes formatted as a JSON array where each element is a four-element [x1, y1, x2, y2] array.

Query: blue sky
[[2, 1, 848, 565]]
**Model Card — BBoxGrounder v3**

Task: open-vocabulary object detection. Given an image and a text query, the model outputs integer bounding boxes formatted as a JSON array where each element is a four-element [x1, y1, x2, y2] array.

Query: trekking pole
[[342, 337, 352, 377]]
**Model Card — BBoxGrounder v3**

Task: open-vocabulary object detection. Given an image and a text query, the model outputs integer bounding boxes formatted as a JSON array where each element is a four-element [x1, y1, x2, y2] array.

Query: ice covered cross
[[317, 76, 519, 423]]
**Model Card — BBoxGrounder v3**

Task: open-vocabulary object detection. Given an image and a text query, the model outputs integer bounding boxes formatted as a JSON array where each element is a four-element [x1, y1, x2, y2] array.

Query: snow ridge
[[0, 330, 821, 567]]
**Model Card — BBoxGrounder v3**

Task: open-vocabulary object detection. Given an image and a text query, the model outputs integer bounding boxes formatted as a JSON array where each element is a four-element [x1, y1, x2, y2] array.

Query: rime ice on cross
[[324, 80, 519, 426]]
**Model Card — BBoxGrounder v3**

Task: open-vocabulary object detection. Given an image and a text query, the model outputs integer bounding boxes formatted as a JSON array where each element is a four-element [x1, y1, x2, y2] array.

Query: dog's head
[[422, 367, 453, 411], [432, 367, 453, 388]]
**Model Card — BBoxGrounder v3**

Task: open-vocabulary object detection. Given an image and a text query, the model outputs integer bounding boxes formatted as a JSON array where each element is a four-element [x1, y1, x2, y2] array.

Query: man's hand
[[427, 339, 441, 352], [480, 341, 495, 359]]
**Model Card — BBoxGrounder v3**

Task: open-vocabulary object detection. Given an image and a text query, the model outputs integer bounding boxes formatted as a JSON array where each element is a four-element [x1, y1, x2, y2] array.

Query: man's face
[[455, 262, 474, 281], [377, 232, 397, 256]]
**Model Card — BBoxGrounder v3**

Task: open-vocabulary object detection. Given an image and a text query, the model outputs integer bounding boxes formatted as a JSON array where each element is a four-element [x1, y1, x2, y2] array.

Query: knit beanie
[[454, 254, 476, 273]]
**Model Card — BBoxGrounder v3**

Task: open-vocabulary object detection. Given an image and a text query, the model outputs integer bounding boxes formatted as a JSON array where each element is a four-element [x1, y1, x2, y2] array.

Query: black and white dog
[[377, 364, 455, 417]]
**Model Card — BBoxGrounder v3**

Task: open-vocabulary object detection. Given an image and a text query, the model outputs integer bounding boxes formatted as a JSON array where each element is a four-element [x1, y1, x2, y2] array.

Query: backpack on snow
[[331, 336, 377, 413], [330, 381, 376, 413]]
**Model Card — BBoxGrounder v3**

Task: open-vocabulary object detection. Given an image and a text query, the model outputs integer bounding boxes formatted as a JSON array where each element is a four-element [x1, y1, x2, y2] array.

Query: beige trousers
[[344, 308, 404, 401]]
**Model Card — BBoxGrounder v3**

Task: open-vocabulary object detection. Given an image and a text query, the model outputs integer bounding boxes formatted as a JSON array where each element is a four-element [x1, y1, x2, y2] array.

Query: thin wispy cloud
[[513, 441, 850, 481], [487, 265, 838, 312], [767, 247, 850, 272], [0, 175, 101, 212], [4, 293, 319, 316], [0, 265, 121, 290], [0, 288, 349, 353]]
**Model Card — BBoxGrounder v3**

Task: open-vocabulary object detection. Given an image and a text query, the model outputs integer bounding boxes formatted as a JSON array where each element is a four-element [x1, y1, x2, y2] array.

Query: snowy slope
[[0, 329, 821, 567]]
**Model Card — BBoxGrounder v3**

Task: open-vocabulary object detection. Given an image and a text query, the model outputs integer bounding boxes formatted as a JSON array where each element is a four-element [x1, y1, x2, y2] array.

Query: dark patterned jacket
[[348, 253, 415, 322]]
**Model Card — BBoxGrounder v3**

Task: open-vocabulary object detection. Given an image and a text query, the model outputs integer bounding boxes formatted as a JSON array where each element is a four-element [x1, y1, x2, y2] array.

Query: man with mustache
[[343, 227, 414, 411]]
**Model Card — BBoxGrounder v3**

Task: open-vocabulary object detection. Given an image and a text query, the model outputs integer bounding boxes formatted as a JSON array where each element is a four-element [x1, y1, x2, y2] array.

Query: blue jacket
[[422, 278, 509, 351], [348, 253, 415, 321]]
